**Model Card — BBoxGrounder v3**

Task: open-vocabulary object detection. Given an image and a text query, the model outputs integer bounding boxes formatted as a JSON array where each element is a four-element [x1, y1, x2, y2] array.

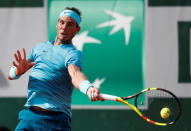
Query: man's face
[[56, 16, 80, 43]]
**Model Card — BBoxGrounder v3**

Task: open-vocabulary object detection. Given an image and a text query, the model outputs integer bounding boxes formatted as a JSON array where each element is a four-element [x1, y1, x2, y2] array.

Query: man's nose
[[61, 23, 67, 30]]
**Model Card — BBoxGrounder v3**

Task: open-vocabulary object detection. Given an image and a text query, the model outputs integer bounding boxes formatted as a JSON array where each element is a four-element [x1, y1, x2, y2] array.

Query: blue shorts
[[15, 108, 71, 131]]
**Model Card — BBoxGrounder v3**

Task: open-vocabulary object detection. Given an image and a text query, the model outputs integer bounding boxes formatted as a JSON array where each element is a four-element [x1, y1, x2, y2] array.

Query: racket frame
[[100, 88, 181, 126]]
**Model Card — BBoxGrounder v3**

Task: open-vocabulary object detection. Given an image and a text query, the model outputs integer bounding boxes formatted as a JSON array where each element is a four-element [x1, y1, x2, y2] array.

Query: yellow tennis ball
[[160, 107, 170, 119]]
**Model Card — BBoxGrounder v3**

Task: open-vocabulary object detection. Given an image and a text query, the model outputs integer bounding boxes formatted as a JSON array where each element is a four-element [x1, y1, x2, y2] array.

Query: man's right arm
[[8, 48, 35, 80]]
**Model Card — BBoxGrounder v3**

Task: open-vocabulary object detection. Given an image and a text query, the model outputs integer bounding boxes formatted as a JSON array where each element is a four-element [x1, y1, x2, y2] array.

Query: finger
[[93, 90, 104, 101], [14, 53, 19, 63], [22, 48, 26, 60], [29, 62, 35, 68], [96, 90, 100, 95], [95, 92, 101, 101], [13, 61, 18, 67], [90, 93, 94, 100], [17, 50, 22, 61], [90, 93, 96, 101], [30, 62, 35, 66], [92, 92, 99, 101], [93, 89, 99, 97], [90, 88, 100, 101], [92, 92, 97, 98], [99, 97, 105, 101]]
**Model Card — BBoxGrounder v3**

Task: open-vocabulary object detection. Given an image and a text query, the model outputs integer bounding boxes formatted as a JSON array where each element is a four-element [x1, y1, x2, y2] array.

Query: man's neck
[[54, 37, 72, 46]]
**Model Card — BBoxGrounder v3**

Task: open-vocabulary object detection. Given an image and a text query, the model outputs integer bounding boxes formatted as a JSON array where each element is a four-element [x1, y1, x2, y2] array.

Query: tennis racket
[[98, 87, 181, 126]]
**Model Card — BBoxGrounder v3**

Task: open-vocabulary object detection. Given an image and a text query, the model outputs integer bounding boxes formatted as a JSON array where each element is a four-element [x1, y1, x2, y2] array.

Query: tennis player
[[8, 7, 103, 131]]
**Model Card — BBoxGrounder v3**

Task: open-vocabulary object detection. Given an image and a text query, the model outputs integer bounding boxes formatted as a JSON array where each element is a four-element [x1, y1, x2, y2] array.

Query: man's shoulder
[[62, 44, 81, 54], [68, 46, 81, 55], [37, 41, 51, 46], [33, 41, 52, 49], [65, 47, 82, 60]]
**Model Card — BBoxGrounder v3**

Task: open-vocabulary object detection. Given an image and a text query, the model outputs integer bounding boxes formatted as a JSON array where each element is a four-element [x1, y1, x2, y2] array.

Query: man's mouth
[[61, 33, 68, 35], [60, 30, 68, 35]]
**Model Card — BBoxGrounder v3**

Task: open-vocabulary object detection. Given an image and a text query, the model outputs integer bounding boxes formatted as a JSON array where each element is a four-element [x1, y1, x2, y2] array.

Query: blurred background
[[0, 0, 191, 130]]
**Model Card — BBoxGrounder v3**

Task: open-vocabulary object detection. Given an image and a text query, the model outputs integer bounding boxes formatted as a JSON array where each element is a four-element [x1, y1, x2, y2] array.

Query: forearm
[[69, 65, 88, 90], [68, 64, 103, 101], [72, 72, 102, 101]]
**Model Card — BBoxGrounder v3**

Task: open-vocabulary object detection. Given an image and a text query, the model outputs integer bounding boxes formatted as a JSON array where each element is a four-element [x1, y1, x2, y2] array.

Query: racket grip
[[99, 93, 118, 101]]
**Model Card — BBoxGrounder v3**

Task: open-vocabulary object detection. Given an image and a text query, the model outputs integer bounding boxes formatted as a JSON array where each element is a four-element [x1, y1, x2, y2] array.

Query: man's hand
[[13, 48, 35, 75], [87, 87, 104, 101]]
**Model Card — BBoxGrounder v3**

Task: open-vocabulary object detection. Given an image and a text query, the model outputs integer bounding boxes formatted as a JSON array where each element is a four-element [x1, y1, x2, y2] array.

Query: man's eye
[[68, 23, 74, 27], [59, 20, 64, 25]]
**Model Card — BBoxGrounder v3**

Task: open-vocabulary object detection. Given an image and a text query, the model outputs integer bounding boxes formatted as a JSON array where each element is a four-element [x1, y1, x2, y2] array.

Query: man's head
[[56, 7, 81, 44]]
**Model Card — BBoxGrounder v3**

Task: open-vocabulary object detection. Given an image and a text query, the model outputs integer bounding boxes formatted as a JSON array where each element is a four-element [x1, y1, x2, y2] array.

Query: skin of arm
[[68, 64, 104, 101]]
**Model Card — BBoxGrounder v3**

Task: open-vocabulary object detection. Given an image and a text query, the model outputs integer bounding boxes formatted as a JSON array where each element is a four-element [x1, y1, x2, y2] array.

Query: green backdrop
[[48, 0, 145, 107], [0, 0, 191, 131]]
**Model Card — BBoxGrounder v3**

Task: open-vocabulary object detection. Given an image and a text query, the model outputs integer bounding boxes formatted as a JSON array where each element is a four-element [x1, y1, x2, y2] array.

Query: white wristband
[[79, 80, 94, 94], [9, 66, 21, 79]]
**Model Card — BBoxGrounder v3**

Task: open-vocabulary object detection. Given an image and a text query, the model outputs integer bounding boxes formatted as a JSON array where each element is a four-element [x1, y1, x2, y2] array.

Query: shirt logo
[[42, 50, 48, 53]]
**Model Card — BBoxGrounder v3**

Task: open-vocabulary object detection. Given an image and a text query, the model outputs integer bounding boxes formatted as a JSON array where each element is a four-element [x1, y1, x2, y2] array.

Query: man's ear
[[76, 27, 80, 34]]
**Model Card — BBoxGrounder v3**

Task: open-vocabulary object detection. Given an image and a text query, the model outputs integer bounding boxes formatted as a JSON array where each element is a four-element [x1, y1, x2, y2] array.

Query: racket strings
[[136, 89, 180, 124]]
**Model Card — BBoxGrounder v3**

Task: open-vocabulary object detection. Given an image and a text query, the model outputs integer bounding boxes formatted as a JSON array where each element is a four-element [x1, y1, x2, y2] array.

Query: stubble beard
[[55, 36, 72, 45]]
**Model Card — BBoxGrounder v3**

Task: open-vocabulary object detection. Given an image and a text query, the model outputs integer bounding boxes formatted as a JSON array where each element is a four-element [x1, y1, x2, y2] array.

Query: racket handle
[[99, 93, 118, 101]]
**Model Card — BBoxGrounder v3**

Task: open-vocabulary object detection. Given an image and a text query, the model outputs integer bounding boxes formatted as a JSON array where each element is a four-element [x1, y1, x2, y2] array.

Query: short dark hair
[[65, 7, 82, 21]]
